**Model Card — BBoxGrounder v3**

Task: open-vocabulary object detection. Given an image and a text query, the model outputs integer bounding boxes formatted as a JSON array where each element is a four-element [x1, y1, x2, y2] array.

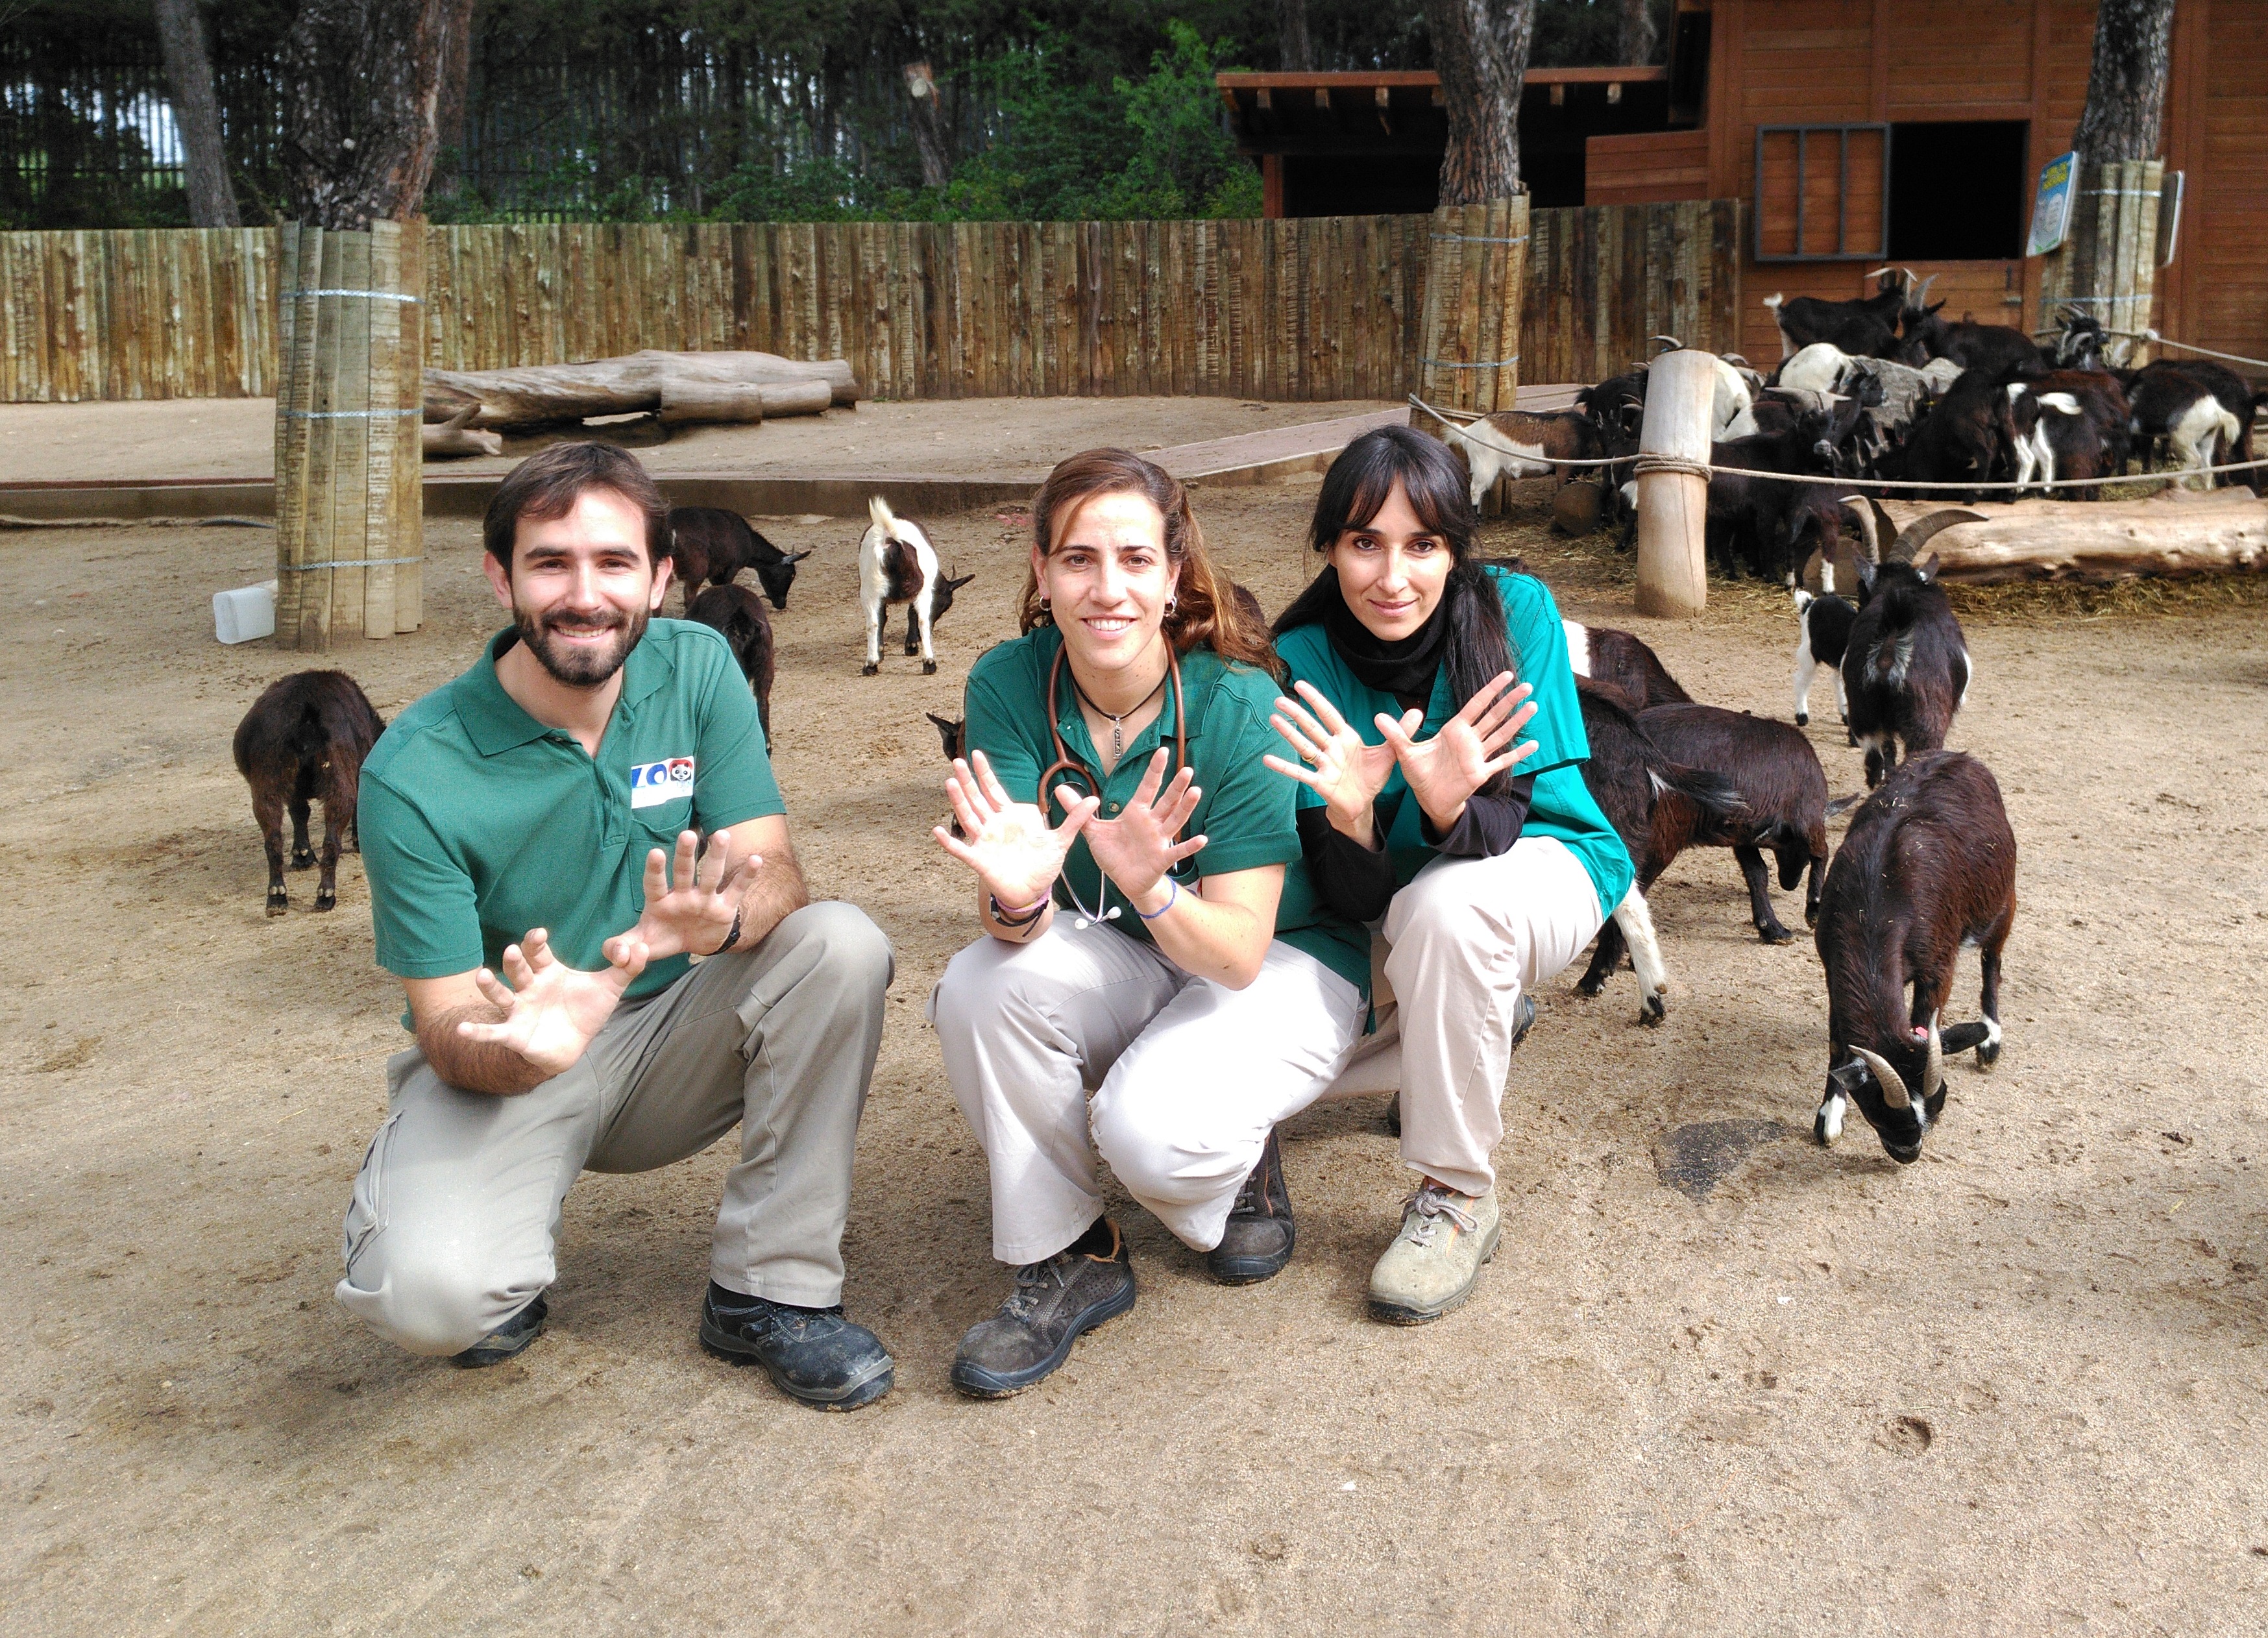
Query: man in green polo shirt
[[337, 442, 897, 1411]]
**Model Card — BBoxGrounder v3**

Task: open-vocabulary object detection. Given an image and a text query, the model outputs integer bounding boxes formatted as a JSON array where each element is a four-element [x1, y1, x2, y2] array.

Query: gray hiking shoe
[[951, 1220, 1136, 1399], [452, 1295, 547, 1367], [1367, 1184, 1501, 1325]]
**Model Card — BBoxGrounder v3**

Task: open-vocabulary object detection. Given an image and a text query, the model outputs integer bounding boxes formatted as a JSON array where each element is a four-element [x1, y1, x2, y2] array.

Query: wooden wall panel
[[1587, 131, 1711, 206]]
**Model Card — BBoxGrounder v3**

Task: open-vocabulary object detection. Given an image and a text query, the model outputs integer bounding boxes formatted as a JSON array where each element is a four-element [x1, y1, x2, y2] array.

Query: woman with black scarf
[[1266, 426, 1635, 1325]]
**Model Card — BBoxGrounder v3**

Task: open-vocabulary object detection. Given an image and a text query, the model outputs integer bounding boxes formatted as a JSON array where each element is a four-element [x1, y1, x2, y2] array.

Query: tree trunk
[[901, 62, 952, 189], [1424, 0, 1535, 205], [152, 0, 240, 227], [280, 0, 453, 229], [2072, 0, 2177, 164], [1617, 0, 1659, 67], [430, 0, 476, 189], [1278, 0, 1314, 72]]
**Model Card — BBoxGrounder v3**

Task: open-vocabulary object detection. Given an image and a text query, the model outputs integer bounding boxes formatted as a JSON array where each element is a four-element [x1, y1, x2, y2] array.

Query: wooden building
[[1221, 1, 2267, 367]]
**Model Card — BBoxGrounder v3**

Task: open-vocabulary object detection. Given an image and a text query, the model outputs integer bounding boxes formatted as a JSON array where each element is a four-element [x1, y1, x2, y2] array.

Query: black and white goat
[[669, 506, 814, 611], [1813, 750, 2014, 1164], [233, 670, 384, 916], [858, 496, 971, 676], [1572, 680, 1743, 1023], [1563, 620, 1692, 709], [1437, 410, 1607, 507], [687, 583, 777, 737], [1843, 503, 1980, 787], [2126, 359, 2257, 489], [1790, 585, 1855, 728]]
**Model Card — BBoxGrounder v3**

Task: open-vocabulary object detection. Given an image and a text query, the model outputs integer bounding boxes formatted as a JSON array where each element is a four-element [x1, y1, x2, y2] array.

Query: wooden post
[[273, 219, 424, 650], [1414, 194, 1528, 415], [1633, 347, 1715, 618]]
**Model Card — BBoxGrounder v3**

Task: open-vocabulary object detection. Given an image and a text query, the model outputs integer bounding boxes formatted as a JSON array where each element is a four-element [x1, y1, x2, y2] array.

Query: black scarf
[[1325, 593, 1449, 715]]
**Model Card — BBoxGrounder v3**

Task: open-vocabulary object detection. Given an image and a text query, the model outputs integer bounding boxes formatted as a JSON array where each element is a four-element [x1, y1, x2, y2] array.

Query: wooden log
[[424, 348, 859, 426], [1633, 347, 1716, 617], [656, 375, 832, 425], [1876, 489, 2268, 583], [424, 404, 504, 458]]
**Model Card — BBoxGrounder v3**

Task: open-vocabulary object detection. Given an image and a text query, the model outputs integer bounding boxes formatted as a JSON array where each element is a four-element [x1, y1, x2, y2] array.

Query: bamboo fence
[[0, 201, 1742, 406]]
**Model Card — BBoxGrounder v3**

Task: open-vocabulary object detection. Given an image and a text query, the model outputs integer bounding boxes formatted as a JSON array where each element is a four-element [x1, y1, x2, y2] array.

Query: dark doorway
[[1888, 121, 2028, 260]]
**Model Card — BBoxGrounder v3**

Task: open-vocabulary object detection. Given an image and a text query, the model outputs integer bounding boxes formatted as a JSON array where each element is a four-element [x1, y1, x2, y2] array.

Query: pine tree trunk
[[2072, 0, 2177, 164], [1617, 0, 1659, 67], [902, 62, 952, 189], [152, 0, 240, 227], [280, 0, 452, 229], [1424, 0, 1535, 205], [430, 0, 476, 192], [1278, 0, 1314, 72]]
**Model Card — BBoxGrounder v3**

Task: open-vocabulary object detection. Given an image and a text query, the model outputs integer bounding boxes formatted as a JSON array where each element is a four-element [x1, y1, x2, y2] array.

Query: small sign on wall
[[2027, 150, 2077, 257]]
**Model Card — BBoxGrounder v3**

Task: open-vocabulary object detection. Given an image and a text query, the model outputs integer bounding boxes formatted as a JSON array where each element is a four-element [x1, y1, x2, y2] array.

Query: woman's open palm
[[1378, 672, 1538, 827], [1265, 681, 1399, 831], [934, 750, 1097, 907]]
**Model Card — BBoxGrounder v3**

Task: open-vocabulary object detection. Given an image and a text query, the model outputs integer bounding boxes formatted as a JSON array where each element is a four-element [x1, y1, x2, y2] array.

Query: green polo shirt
[[359, 618, 785, 1013], [1273, 565, 1633, 921], [963, 626, 1370, 997]]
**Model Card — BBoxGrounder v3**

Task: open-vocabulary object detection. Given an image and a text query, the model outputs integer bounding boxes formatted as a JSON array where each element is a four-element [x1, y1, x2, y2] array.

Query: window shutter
[[1755, 125, 1890, 262]]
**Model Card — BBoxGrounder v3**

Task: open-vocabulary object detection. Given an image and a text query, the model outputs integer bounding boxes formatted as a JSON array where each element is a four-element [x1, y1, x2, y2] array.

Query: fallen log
[[656, 376, 834, 426], [424, 350, 860, 429], [1876, 487, 2268, 583]]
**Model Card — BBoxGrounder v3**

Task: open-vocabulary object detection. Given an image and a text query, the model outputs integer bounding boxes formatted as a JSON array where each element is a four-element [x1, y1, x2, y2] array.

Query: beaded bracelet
[[1136, 877, 1179, 921]]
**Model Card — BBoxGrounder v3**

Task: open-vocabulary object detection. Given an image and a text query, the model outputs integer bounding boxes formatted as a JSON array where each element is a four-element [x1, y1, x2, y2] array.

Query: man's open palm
[[459, 928, 646, 1078]]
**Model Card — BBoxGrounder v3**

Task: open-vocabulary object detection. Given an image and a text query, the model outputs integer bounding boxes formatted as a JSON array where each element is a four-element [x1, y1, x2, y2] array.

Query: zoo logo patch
[[629, 757, 696, 809]]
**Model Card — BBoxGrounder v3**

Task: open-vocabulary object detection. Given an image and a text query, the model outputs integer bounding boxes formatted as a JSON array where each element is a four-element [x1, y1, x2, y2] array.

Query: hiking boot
[[1386, 994, 1535, 1138], [452, 1295, 546, 1367], [1367, 1183, 1501, 1326], [951, 1219, 1136, 1399], [700, 1285, 895, 1412], [1208, 1126, 1295, 1286]]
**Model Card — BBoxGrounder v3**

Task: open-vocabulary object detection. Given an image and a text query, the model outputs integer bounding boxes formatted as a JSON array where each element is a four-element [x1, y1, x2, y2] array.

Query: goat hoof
[[1576, 975, 1605, 997], [1384, 1094, 1402, 1138], [313, 892, 337, 912], [1759, 925, 1796, 946], [1639, 995, 1666, 1027], [289, 851, 315, 870], [265, 894, 287, 918], [1976, 1040, 2001, 1070], [922, 661, 938, 676], [860, 664, 879, 678]]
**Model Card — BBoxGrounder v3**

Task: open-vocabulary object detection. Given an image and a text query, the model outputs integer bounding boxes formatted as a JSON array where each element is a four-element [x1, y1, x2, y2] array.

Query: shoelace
[[1003, 1253, 1073, 1319], [1401, 1184, 1476, 1249]]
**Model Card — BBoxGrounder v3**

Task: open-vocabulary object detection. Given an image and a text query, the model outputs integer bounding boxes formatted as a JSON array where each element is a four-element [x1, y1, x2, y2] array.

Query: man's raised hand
[[933, 749, 1097, 909], [607, 828, 755, 964], [457, 927, 644, 1079]]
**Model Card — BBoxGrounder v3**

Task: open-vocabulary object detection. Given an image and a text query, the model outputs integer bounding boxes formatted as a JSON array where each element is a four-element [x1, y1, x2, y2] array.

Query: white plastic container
[[213, 580, 277, 644]]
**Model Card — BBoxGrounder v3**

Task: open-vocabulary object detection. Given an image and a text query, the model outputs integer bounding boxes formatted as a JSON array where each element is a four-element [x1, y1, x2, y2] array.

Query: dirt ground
[[3, 454, 2267, 1635], [0, 395, 1396, 485]]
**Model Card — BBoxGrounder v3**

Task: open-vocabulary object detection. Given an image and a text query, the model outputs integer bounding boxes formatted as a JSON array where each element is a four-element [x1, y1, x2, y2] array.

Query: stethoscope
[[1040, 643, 1193, 929]]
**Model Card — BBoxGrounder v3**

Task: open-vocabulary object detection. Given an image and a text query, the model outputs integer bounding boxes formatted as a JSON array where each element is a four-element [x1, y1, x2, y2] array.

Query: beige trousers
[[1325, 837, 1605, 1197], [928, 924, 1365, 1264], [335, 901, 892, 1356]]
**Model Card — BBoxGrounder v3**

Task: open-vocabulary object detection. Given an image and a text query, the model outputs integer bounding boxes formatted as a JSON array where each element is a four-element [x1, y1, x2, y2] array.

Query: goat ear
[[1855, 558, 1878, 596], [785, 548, 814, 564], [1853, 1045, 1912, 1110], [1915, 551, 1940, 581], [1825, 792, 1866, 818], [1829, 1060, 1868, 1095], [1938, 1021, 1992, 1056]]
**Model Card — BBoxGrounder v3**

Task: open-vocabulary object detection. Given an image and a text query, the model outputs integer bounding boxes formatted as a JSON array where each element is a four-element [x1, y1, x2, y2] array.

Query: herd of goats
[[231, 421, 2028, 1166], [1439, 269, 2264, 589]]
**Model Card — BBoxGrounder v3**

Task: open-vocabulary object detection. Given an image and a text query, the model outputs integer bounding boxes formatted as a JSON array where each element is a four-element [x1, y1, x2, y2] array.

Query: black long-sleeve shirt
[[1297, 774, 1535, 923]]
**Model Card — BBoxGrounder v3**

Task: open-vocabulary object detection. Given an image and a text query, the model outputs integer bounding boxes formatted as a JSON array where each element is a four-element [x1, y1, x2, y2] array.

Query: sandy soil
[[0, 395, 1398, 485], [3, 471, 2267, 1635]]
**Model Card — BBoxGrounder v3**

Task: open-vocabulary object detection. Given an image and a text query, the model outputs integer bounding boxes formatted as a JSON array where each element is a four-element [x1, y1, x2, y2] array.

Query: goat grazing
[[668, 506, 814, 611], [1706, 409, 1851, 581], [687, 583, 777, 737], [232, 670, 384, 916], [859, 496, 969, 676], [2127, 359, 2257, 488], [1572, 679, 1744, 1023], [1437, 410, 1607, 507], [1901, 300, 2048, 378], [1813, 750, 2015, 1164], [1563, 620, 1692, 709], [1791, 585, 1857, 727], [1843, 503, 1981, 787]]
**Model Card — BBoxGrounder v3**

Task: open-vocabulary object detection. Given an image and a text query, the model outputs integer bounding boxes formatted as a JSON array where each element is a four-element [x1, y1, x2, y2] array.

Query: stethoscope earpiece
[[1072, 907, 1124, 931]]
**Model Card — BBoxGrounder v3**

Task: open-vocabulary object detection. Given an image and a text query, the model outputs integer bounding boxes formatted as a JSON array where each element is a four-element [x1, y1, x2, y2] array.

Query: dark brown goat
[[687, 584, 777, 738], [1844, 505, 1981, 787], [232, 671, 384, 916], [1813, 750, 2014, 1164], [669, 506, 813, 611], [1563, 620, 1691, 709]]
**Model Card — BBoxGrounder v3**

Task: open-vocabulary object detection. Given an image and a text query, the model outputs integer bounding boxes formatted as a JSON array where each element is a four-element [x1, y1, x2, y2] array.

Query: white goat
[[858, 496, 943, 676]]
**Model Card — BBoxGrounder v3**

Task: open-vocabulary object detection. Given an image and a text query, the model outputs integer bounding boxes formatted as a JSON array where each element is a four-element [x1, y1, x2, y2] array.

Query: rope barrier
[[2030, 323, 2268, 373]]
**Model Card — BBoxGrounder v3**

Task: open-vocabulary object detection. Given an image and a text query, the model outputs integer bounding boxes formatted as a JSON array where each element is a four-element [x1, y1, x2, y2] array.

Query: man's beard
[[513, 600, 648, 688]]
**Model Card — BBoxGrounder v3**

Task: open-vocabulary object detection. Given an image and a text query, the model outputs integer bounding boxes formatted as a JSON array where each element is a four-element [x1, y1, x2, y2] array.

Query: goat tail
[[867, 494, 897, 534], [1648, 762, 1743, 819], [1763, 293, 1783, 313]]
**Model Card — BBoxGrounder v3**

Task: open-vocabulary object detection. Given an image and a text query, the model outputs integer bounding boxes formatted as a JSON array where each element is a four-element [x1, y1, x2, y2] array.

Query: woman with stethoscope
[[928, 446, 1369, 1399], [1267, 424, 1633, 1326]]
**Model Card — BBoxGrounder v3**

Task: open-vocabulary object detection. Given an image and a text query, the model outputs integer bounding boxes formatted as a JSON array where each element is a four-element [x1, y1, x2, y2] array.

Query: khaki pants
[[335, 901, 892, 1356], [928, 925, 1365, 1264], [1326, 837, 1605, 1197]]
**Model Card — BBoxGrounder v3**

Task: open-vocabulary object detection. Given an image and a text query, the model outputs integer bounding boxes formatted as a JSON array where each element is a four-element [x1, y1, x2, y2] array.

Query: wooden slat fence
[[0, 201, 1738, 405]]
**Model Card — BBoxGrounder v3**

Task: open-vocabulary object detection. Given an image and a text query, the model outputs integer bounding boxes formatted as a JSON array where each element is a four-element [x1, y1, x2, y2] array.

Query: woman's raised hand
[[1376, 672, 1539, 831], [1265, 680, 1400, 840], [1082, 747, 1206, 899], [933, 750, 1097, 908]]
